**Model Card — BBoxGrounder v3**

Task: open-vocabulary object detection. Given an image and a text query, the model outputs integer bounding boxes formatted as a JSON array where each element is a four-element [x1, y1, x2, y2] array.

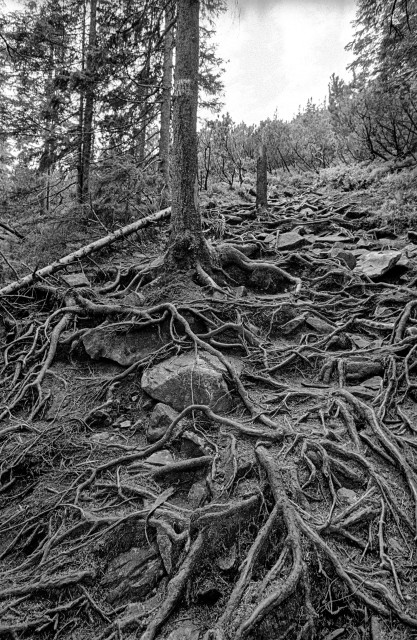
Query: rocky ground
[[1, 177, 417, 640]]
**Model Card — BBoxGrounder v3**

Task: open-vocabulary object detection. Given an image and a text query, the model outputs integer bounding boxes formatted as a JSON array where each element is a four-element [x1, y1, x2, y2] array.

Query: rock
[[408, 230, 417, 243], [181, 431, 207, 457], [357, 238, 372, 248], [141, 352, 233, 412], [91, 431, 115, 443], [61, 272, 90, 287], [370, 616, 387, 640], [397, 253, 410, 268], [217, 543, 237, 571], [354, 250, 402, 279], [117, 420, 132, 429], [305, 315, 334, 334], [337, 488, 358, 506], [276, 231, 305, 251], [121, 291, 145, 306], [388, 536, 404, 555], [101, 547, 163, 604], [148, 403, 179, 443], [149, 405, 177, 430], [263, 233, 276, 244], [330, 248, 356, 270], [350, 336, 371, 350], [147, 449, 174, 466], [362, 376, 383, 390], [188, 480, 208, 508], [403, 242, 417, 258], [167, 622, 201, 640], [317, 234, 350, 244], [346, 359, 384, 382], [82, 324, 170, 366], [233, 285, 248, 298]]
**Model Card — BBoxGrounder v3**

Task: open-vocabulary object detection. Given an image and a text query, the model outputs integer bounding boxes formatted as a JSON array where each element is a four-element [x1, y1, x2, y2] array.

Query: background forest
[[1, 0, 416, 269]]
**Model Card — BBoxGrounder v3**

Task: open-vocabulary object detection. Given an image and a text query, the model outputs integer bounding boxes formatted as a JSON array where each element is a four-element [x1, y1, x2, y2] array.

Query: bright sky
[[207, 0, 357, 124]]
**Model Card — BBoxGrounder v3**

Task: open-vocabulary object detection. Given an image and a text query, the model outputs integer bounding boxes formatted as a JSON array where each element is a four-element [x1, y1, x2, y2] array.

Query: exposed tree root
[[1, 191, 417, 640]]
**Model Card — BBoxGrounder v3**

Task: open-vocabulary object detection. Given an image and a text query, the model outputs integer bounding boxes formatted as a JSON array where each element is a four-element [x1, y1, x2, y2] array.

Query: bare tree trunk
[[159, 1, 175, 201], [77, 0, 86, 204], [136, 61, 150, 164], [166, 0, 210, 270], [81, 0, 97, 211], [256, 143, 268, 208]]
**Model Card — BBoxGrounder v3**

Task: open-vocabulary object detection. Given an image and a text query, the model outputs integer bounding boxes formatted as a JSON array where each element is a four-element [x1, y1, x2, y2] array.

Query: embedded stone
[[362, 376, 383, 390], [150, 403, 179, 427], [147, 449, 174, 466], [305, 315, 334, 334], [337, 488, 357, 506], [317, 234, 350, 244], [101, 547, 163, 604], [61, 272, 90, 287], [167, 623, 201, 640], [354, 250, 402, 279], [276, 231, 305, 250], [141, 352, 233, 412], [82, 324, 170, 366], [330, 248, 357, 270], [188, 480, 208, 508], [148, 403, 179, 443]]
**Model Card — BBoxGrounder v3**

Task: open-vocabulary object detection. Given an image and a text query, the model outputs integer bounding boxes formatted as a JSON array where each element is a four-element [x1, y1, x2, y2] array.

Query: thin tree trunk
[[256, 143, 267, 208], [159, 2, 175, 199], [167, 0, 210, 270], [81, 0, 97, 210], [77, 0, 87, 204]]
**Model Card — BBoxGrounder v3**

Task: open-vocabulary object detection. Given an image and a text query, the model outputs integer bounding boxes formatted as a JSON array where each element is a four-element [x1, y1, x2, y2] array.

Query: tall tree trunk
[[159, 2, 175, 200], [40, 50, 57, 215], [77, 0, 86, 204], [136, 61, 150, 164], [81, 0, 97, 211], [256, 143, 268, 208], [167, 0, 210, 270]]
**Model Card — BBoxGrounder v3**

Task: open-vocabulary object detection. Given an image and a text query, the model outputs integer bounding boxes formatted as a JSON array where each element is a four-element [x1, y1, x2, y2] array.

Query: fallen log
[[0, 207, 171, 297]]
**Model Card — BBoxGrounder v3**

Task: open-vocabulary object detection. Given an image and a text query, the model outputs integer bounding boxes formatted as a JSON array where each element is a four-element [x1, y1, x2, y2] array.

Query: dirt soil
[[1, 181, 417, 640]]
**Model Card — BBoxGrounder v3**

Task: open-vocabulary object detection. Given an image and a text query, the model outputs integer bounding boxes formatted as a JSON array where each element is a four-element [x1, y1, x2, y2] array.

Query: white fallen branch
[[0, 207, 171, 297]]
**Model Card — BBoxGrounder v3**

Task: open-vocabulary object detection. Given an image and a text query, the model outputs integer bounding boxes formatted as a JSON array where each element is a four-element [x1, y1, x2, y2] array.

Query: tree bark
[[81, 0, 97, 210], [256, 143, 268, 208], [159, 2, 175, 200], [77, 0, 87, 204], [166, 0, 210, 270]]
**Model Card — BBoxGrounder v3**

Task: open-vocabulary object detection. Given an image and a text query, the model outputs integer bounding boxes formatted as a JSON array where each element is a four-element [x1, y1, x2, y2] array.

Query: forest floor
[[1, 163, 417, 640]]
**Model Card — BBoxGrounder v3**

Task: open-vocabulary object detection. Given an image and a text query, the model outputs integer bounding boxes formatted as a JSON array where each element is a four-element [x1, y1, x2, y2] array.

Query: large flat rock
[[354, 250, 402, 279], [276, 231, 305, 250], [82, 325, 170, 366], [141, 352, 233, 412]]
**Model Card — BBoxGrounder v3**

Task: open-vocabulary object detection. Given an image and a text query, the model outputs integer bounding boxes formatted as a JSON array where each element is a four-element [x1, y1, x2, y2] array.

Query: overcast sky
[[205, 0, 357, 124]]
